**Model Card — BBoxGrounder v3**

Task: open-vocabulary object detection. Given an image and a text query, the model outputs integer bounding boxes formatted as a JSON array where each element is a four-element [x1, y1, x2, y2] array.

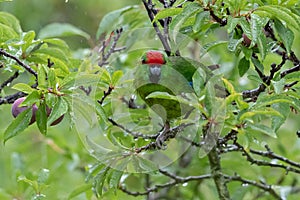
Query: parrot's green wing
[[168, 56, 213, 84], [134, 64, 193, 121]]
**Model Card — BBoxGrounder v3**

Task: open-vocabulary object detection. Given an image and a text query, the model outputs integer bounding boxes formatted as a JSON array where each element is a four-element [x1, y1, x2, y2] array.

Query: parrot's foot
[[155, 122, 170, 150]]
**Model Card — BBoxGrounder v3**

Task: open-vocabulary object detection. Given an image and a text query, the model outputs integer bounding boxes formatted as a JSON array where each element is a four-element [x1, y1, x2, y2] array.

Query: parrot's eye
[[141, 56, 147, 64]]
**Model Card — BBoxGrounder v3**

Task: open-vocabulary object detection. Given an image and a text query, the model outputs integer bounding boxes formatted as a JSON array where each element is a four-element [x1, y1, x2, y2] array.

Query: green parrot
[[134, 50, 202, 148]]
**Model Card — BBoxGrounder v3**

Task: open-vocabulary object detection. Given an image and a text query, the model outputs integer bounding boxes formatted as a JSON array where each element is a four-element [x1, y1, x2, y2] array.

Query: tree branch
[[120, 169, 211, 196], [142, 0, 172, 56], [208, 145, 230, 200], [0, 71, 19, 93], [98, 28, 125, 67], [0, 48, 37, 78], [234, 142, 300, 174], [223, 174, 282, 199], [0, 91, 26, 105]]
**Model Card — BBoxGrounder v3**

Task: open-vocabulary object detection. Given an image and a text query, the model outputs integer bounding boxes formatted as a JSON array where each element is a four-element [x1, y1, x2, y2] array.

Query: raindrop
[[242, 183, 249, 187], [182, 182, 188, 187]]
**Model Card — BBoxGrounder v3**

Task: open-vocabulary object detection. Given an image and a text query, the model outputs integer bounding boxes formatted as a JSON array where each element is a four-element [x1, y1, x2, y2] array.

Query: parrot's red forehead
[[142, 51, 166, 65]]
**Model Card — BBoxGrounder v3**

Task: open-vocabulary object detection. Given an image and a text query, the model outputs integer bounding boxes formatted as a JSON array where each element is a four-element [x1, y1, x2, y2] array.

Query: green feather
[[167, 56, 213, 83], [134, 59, 194, 121]]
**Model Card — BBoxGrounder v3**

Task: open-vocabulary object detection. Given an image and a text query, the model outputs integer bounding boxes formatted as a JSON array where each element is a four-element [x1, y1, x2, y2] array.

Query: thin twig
[[281, 64, 300, 78], [134, 123, 194, 153], [234, 142, 300, 174], [0, 91, 26, 105], [142, 0, 172, 56], [108, 117, 159, 140], [97, 85, 114, 105], [223, 174, 282, 200], [0, 49, 37, 78], [98, 28, 125, 67], [120, 169, 211, 196], [0, 71, 19, 93]]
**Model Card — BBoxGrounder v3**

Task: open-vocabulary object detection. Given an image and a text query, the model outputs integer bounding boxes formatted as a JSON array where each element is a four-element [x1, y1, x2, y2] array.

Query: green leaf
[[60, 74, 101, 89], [193, 11, 209, 33], [3, 109, 32, 143], [242, 46, 253, 60], [43, 38, 70, 50], [239, 108, 282, 121], [249, 13, 268, 47], [95, 103, 109, 125], [246, 123, 277, 138], [47, 97, 68, 126], [37, 168, 50, 184], [38, 23, 90, 40], [227, 16, 240, 33], [274, 19, 294, 55], [86, 163, 105, 182], [170, 2, 201, 35], [146, 91, 178, 101], [12, 83, 34, 94], [111, 70, 123, 86], [136, 156, 158, 172], [95, 166, 111, 196], [202, 41, 227, 54], [222, 78, 236, 94], [192, 67, 206, 96], [35, 47, 69, 62], [18, 175, 39, 192], [238, 57, 250, 77], [254, 94, 300, 111], [48, 69, 58, 91], [257, 32, 267, 60], [0, 23, 19, 42], [96, 5, 138, 39], [272, 79, 285, 94], [153, 8, 182, 22], [36, 101, 47, 135], [21, 31, 36, 53], [37, 65, 48, 90], [271, 103, 290, 131], [68, 184, 93, 200], [239, 17, 251, 40], [204, 80, 215, 116], [21, 90, 41, 106], [222, 78, 248, 109], [255, 5, 300, 31], [228, 37, 243, 52], [108, 170, 123, 190], [0, 11, 22, 34], [33, 47, 70, 72], [251, 57, 264, 74]]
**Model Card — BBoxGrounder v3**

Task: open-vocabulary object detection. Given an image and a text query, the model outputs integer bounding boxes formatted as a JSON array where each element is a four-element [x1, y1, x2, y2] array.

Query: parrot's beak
[[149, 64, 161, 76], [149, 64, 162, 83]]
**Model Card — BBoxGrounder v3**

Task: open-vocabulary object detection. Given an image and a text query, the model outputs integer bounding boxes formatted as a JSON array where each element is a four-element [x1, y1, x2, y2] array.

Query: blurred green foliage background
[[0, 1, 141, 199], [0, 0, 139, 48]]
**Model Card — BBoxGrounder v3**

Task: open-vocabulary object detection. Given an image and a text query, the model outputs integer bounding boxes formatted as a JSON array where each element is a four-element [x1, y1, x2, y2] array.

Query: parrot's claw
[[155, 133, 167, 150], [155, 122, 170, 150]]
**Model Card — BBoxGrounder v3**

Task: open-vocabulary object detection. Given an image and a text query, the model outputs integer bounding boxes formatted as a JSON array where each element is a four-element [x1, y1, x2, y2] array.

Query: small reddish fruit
[[242, 33, 252, 47], [50, 114, 64, 126], [11, 97, 37, 125]]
